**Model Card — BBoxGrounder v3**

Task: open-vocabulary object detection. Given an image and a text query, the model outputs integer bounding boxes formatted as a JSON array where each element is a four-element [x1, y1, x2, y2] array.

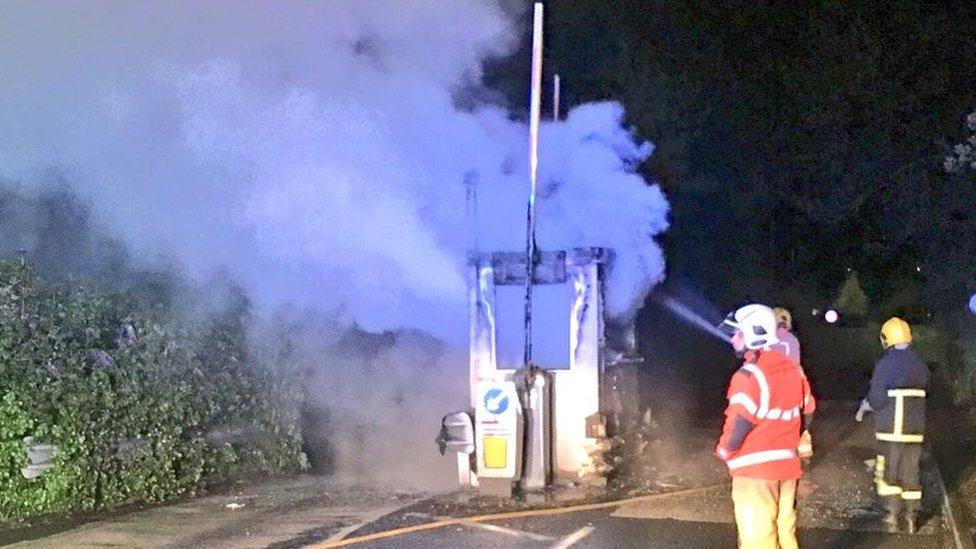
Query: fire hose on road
[[308, 482, 731, 548]]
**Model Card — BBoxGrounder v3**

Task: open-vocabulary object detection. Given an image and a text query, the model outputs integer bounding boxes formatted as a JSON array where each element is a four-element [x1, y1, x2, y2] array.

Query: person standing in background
[[773, 307, 815, 461]]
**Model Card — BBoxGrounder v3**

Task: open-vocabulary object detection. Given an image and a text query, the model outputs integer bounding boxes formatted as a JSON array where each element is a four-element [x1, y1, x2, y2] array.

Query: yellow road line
[[308, 482, 730, 548]]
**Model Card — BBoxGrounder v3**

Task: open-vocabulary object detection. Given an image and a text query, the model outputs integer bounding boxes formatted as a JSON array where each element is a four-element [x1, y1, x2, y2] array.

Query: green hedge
[[0, 260, 306, 519], [948, 315, 976, 405]]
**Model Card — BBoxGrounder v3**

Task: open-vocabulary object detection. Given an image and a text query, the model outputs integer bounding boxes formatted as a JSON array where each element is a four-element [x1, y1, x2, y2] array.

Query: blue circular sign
[[483, 388, 510, 415]]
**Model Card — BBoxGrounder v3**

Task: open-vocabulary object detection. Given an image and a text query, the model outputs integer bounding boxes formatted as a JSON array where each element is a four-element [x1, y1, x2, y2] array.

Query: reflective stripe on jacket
[[876, 388, 926, 443], [868, 348, 929, 444], [718, 349, 806, 480]]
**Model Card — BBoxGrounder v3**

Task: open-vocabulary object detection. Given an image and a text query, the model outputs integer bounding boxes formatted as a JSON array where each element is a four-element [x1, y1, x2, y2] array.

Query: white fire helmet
[[722, 304, 781, 350]]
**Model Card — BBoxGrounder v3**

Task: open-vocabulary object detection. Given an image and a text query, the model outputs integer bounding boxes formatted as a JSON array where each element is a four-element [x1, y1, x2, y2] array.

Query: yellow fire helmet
[[880, 317, 912, 349], [773, 307, 792, 331]]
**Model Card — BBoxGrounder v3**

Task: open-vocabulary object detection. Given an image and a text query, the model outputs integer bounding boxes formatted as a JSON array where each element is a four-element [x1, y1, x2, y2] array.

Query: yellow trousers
[[731, 477, 799, 549]]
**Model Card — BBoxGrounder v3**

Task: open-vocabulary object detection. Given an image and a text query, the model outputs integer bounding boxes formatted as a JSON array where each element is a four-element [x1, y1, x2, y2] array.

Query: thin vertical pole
[[553, 74, 561, 121], [524, 2, 544, 369]]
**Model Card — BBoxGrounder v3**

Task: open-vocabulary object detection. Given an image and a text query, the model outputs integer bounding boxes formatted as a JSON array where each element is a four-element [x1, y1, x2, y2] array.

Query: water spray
[[657, 295, 731, 343]]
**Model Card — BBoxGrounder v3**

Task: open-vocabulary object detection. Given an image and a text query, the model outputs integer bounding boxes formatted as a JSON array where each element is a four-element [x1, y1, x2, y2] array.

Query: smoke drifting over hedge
[[0, 2, 669, 490], [0, 1, 668, 342]]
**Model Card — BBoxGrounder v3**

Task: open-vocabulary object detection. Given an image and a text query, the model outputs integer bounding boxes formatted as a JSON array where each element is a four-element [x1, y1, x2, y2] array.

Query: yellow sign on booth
[[483, 436, 508, 469]]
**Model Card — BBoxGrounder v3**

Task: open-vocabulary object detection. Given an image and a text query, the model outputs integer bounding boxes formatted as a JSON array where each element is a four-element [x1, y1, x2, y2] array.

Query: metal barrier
[[21, 437, 57, 479]]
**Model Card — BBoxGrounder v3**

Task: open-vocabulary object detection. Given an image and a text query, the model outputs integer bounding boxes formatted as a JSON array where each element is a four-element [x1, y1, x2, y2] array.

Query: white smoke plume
[[0, 1, 669, 488], [0, 1, 668, 339]]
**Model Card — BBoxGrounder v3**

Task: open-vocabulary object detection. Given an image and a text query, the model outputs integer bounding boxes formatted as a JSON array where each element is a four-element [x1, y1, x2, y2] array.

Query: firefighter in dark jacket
[[855, 317, 929, 533]]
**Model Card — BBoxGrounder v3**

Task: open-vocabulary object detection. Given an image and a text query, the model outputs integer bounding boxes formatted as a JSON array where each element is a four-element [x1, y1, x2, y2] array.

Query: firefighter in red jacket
[[717, 304, 816, 549]]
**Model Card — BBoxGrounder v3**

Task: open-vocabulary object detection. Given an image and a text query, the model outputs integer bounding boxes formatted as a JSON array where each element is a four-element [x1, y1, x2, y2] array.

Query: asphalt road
[[306, 405, 950, 549], [348, 510, 938, 549], [11, 406, 953, 548]]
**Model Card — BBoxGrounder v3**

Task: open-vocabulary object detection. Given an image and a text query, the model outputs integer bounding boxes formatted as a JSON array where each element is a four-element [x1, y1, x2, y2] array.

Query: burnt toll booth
[[438, 247, 644, 497], [434, 3, 645, 499]]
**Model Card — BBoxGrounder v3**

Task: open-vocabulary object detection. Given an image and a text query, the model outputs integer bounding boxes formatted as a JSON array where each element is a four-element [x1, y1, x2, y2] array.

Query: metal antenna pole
[[553, 74, 560, 121], [465, 171, 479, 254], [523, 2, 544, 370]]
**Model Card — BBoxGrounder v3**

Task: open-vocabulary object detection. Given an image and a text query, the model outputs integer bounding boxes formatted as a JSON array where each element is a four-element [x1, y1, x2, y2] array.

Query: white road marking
[[551, 525, 595, 549], [456, 519, 555, 541], [324, 504, 417, 543]]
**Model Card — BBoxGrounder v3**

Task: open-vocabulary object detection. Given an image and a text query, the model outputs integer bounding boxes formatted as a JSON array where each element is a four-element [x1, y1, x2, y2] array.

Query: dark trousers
[[875, 441, 922, 513]]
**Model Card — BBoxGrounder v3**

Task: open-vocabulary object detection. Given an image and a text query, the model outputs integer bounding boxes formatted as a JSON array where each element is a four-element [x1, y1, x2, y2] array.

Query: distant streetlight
[[824, 309, 839, 324]]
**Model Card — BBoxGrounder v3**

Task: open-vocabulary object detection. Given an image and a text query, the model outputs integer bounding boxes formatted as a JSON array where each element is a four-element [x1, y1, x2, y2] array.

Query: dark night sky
[[487, 1, 976, 321]]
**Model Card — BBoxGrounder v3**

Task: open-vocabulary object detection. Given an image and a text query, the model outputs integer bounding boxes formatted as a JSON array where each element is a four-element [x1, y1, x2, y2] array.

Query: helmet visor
[[718, 312, 739, 338]]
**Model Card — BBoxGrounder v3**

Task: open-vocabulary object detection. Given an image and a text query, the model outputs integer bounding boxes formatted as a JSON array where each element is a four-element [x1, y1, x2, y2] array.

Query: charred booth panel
[[495, 282, 573, 370], [464, 247, 634, 489]]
